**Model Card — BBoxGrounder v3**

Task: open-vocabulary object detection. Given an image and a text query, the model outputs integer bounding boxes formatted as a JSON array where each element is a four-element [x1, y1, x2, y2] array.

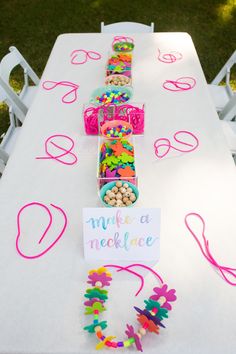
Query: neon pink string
[[42, 80, 79, 103], [163, 76, 196, 92], [16, 202, 67, 260], [154, 130, 199, 158], [104, 263, 163, 296], [184, 213, 236, 286], [112, 36, 134, 50], [83, 104, 144, 135], [70, 49, 101, 65], [157, 48, 183, 63], [36, 134, 78, 165]]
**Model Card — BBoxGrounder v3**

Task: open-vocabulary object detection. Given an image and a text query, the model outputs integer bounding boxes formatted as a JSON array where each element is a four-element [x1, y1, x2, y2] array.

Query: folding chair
[[208, 50, 236, 121], [0, 46, 40, 169], [221, 120, 236, 163], [0, 146, 9, 176], [0, 46, 40, 113], [101, 21, 154, 33]]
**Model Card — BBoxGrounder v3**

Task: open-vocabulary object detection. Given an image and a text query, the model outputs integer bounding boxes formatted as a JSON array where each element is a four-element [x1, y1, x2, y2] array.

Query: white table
[[0, 33, 236, 354]]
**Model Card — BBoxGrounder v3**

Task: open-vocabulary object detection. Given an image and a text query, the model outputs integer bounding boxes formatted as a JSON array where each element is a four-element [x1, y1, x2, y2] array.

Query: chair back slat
[[101, 21, 154, 33]]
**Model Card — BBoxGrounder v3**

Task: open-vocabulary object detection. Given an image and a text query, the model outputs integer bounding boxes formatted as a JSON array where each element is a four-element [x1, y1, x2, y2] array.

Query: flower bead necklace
[[83, 263, 177, 351]]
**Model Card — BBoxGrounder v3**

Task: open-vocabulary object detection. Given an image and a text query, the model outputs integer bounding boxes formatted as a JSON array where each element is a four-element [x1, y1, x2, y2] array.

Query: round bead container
[[100, 181, 139, 208], [91, 86, 133, 106], [101, 120, 133, 140], [113, 42, 134, 53], [105, 74, 131, 87]]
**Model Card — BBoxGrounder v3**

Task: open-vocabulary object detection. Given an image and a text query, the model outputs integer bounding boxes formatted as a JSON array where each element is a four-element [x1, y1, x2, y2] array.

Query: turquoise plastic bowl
[[90, 85, 133, 106], [100, 180, 139, 208]]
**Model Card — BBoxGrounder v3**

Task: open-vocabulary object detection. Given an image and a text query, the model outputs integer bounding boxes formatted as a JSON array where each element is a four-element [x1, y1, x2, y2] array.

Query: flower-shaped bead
[[87, 272, 112, 288], [125, 324, 143, 352], [150, 284, 177, 310], [137, 314, 160, 334]]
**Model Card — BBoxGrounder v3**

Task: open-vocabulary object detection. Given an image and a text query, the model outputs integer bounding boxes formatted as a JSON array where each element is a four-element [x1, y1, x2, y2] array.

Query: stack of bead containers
[[82, 37, 144, 207], [83, 36, 145, 137], [97, 119, 138, 207]]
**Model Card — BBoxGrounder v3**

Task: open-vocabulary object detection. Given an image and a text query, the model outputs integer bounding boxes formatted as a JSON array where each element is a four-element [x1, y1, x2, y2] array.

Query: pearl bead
[[116, 181, 122, 188], [139, 328, 146, 336], [158, 296, 166, 306], [95, 281, 102, 288], [94, 326, 101, 332]]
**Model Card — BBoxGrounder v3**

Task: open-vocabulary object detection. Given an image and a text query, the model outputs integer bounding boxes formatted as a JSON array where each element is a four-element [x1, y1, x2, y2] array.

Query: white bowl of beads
[[100, 180, 139, 207]]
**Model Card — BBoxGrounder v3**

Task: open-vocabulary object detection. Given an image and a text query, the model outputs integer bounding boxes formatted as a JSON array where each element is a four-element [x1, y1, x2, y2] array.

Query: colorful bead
[[124, 340, 131, 347], [117, 342, 124, 347]]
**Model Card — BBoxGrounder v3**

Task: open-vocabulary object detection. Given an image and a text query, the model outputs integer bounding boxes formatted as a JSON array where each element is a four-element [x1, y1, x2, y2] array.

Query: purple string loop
[[185, 213, 236, 286], [163, 76, 196, 92], [70, 49, 101, 65], [42, 80, 79, 104], [154, 130, 199, 158], [36, 134, 78, 165]]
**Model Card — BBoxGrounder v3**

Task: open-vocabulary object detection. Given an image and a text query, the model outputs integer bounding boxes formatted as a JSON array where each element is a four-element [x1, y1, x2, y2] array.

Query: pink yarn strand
[[16, 202, 68, 260], [163, 76, 196, 92], [36, 134, 78, 165], [104, 263, 163, 296], [184, 212, 236, 286], [42, 80, 79, 104], [70, 49, 101, 65], [157, 48, 183, 63], [154, 130, 199, 158]]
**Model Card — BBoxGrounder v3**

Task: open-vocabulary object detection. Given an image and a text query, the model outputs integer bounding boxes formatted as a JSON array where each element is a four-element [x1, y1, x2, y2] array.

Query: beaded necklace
[[83, 263, 177, 351]]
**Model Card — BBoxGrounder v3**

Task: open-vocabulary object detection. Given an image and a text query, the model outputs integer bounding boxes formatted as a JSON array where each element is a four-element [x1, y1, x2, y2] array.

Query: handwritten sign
[[83, 208, 161, 261]]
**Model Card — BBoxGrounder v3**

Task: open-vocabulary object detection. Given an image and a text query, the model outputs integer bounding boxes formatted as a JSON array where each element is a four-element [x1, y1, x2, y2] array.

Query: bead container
[[97, 136, 138, 190], [83, 103, 145, 135]]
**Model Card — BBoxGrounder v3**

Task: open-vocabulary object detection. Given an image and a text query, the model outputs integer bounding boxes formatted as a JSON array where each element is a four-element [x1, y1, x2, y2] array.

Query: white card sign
[[83, 208, 161, 260]]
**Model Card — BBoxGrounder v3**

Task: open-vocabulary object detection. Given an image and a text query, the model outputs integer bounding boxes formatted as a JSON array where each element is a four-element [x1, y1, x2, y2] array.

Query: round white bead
[[95, 281, 102, 288]]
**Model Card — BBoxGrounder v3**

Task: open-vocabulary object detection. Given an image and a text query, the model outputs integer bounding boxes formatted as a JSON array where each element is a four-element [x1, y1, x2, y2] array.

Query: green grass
[[0, 0, 236, 138]]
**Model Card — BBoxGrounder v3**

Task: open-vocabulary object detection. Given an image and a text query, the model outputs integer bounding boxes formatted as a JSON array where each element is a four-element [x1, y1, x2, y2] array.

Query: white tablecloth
[[0, 33, 236, 354]]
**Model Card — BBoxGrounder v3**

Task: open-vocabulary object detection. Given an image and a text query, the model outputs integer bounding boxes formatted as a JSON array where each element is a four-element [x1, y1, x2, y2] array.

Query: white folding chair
[[0, 46, 40, 113], [0, 46, 40, 167], [0, 146, 9, 176], [0, 78, 25, 156], [221, 120, 236, 163], [101, 21, 154, 33], [208, 50, 236, 121]]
